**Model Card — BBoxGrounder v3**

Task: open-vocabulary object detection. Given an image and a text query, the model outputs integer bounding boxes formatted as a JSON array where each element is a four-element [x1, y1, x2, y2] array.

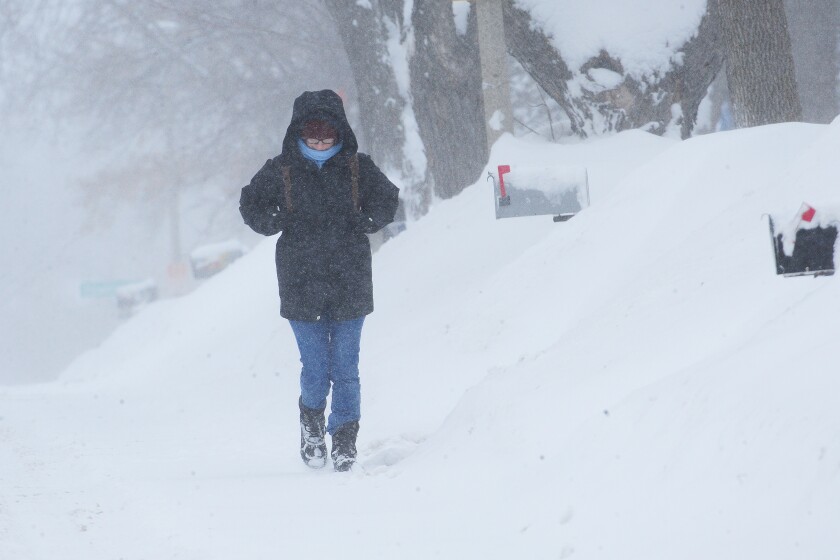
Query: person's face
[[304, 137, 336, 151]]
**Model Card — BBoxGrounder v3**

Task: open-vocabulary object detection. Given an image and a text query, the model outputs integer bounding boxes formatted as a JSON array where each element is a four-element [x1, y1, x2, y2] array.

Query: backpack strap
[[350, 153, 360, 212], [281, 165, 293, 211]]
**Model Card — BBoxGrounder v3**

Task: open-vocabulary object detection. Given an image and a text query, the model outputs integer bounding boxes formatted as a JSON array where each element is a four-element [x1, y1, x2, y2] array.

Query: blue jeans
[[289, 317, 365, 434]]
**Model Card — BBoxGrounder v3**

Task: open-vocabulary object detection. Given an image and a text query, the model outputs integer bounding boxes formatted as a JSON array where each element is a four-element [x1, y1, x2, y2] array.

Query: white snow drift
[[2, 120, 840, 559]]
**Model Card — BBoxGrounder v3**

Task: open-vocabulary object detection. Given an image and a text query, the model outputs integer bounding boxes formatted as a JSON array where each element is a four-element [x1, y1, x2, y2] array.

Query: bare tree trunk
[[322, 1, 406, 170], [503, 2, 723, 139], [329, 1, 486, 203], [503, 2, 582, 132], [784, 0, 840, 123], [716, 0, 802, 127], [324, 0, 435, 216], [409, 0, 486, 199], [672, 0, 726, 138]]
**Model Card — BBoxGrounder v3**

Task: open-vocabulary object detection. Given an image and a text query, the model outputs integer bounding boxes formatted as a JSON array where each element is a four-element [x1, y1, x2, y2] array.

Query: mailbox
[[768, 203, 837, 277], [488, 164, 590, 221]]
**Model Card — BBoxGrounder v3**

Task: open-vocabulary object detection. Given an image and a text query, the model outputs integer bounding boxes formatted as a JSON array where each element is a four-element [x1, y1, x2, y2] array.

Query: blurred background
[[1, 0, 837, 384], [0, 2, 356, 383]]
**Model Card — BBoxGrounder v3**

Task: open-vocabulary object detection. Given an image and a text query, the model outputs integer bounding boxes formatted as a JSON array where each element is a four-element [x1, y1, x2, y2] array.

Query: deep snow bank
[[9, 121, 839, 559], [394, 122, 840, 557]]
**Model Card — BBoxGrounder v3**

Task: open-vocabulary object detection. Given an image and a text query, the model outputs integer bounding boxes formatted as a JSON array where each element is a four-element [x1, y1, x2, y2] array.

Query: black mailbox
[[768, 205, 837, 277]]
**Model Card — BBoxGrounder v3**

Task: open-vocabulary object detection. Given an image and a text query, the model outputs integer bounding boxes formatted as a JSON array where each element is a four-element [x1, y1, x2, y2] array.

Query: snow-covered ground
[[2, 120, 840, 559]]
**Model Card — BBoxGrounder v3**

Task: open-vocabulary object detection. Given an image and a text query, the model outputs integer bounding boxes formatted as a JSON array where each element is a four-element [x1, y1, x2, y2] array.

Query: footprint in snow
[[358, 433, 426, 475]]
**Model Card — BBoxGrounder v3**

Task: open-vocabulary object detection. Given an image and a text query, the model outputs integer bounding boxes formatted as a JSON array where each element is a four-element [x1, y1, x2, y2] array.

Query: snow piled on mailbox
[[773, 203, 840, 257], [505, 165, 589, 204]]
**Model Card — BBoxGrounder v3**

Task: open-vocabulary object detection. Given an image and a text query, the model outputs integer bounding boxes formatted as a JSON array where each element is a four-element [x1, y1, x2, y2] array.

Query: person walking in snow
[[239, 90, 400, 471]]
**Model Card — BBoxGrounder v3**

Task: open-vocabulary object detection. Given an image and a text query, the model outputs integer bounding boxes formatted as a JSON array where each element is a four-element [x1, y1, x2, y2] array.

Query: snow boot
[[331, 421, 359, 472], [299, 398, 327, 469]]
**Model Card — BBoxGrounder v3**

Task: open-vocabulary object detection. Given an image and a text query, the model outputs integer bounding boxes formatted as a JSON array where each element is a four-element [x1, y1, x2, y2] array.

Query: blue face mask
[[298, 138, 343, 169]]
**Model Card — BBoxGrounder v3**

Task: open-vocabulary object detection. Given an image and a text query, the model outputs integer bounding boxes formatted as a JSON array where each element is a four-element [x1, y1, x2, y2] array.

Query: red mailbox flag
[[497, 165, 511, 198], [800, 203, 816, 223]]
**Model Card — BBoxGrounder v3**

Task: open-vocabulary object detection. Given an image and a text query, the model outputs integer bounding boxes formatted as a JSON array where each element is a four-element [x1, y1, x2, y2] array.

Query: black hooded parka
[[240, 90, 400, 321]]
